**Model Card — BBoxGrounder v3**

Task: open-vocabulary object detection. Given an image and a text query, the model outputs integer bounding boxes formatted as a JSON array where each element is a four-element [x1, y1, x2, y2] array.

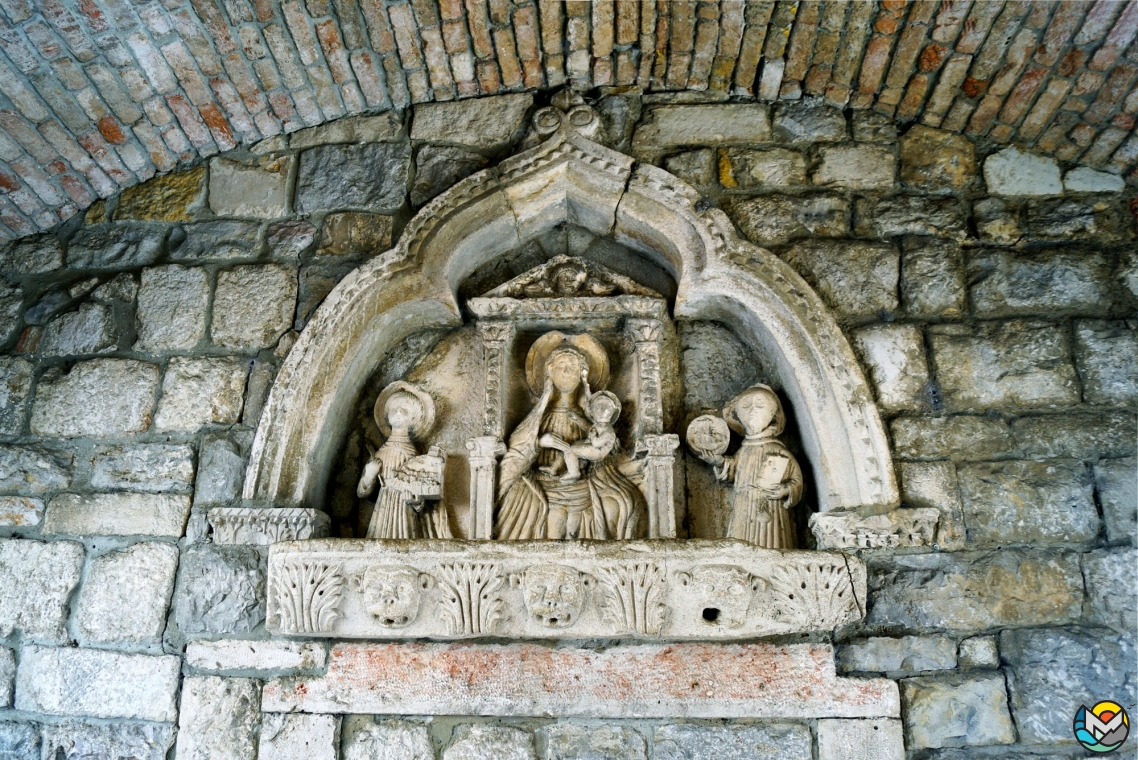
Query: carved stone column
[[642, 433, 680, 538], [625, 318, 664, 438], [477, 321, 514, 439], [466, 436, 506, 539]]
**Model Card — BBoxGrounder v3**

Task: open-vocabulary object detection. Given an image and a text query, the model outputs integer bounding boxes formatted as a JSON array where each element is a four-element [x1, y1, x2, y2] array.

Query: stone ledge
[[262, 642, 900, 719]]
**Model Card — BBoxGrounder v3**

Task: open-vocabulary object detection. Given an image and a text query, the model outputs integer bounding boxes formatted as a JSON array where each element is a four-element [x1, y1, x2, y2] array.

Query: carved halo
[[723, 383, 785, 437], [374, 381, 437, 439], [524, 331, 611, 396]]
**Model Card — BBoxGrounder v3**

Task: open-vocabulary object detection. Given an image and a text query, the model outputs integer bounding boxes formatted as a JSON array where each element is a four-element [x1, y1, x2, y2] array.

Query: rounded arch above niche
[[243, 100, 900, 524]]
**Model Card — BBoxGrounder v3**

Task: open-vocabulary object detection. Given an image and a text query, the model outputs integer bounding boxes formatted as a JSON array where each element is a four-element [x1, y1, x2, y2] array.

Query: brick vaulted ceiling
[[0, 0, 1136, 240]]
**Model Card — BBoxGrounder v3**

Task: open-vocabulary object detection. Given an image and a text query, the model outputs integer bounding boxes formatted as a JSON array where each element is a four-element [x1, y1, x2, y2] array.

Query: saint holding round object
[[686, 414, 731, 464]]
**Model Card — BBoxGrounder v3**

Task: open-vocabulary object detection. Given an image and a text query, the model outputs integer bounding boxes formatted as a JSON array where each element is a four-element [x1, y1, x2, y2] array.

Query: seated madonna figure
[[494, 332, 645, 540]]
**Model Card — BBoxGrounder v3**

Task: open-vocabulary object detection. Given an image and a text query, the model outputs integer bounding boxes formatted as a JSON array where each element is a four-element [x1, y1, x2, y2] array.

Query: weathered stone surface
[[41, 721, 174, 760], [813, 145, 894, 189], [264, 642, 900, 718], [317, 212, 394, 256], [853, 324, 929, 411], [784, 240, 898, 317], [1083, 549, 1138, 634], [900, 125, 976, 193], [173, 544, 265, 637], [900, 237, 966, 319], [92, 272, 137, 302], [859, 196, 967, 239], [135, 265, 209, 351], [1096, 456, 1137, 542], [76, 541, 179, 647], [67, 224, 165, 269], [15, 645, 180, 721], [1002, 627, 1137, 745], [633, 105, 771, 150], [89, 443, 195, 493], [662, 149, 715, 186], [817, 719, 905, 760], [194, 435, 246, 506], [719, 147, 808, 188], [969, 249, 1112, 317], [898, 461, 966, 550], [983, 146, 1062, 196], [0, 496, 42, 526], [1063, 166, 1126, 193], [0, 721, 39, 760], [0, 646, 13, 708], [0, 357, 31, 436], [30, 359, 159, 437], [0, 234, 63, 275], [654, 723, 812, 760], [958, 459, 1099, 547], [259, 713, 340, 760], [773, 99, 846, 144], [185, 639, 327, 674], [0, 538, 83, 643], [810, 508, 940, 551], [1011, 412, 1136, 460], [23, 286, 72, 326], [444, 725, 534, 760], [170, 220, 262, 261], [0, 444, 71, 492], [155, 357, 247, 432], [1025, 196, 1127, 242], [901, 674, 1016, 749], [115, 166, 206, 221], [36, 303, 116, 356], [268, 220, 317, 260], [973, 197, 1023, 243], [295, 143, 411, 215], [209, 156, 292, 219], [411, 145, 488, 207], [44, 493, 191, 536], [931, 321, 1079, 412], [212, 265, 297, 350], [867, 551, 1083, 630], [837, 636, 957, 674], [290, 112, 404, 149], [539, 724, 644, 760], [341, 717, 433, 760], [175, 676, 261, 760], [1074, 320, 1138, 405], [891, 415, 1012, 461], [0, 283, 22, 345], [411, 93, 533, 151], [957, 636, 999, 669], [725, 195, 848, 246], [210, 507, 329, 544], [852, 111, 897, 142]]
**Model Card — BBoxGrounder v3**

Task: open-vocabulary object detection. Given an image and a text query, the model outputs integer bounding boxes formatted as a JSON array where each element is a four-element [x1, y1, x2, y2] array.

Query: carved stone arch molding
[[243, 104, 900, 526]]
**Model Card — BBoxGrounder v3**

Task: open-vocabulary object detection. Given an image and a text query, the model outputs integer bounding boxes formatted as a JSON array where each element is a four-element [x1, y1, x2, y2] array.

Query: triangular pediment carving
[[482, 255, 662, 299]]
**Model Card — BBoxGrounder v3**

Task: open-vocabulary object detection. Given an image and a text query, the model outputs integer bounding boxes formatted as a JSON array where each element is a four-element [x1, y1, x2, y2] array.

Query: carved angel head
[[515, 564, 587, 629], [355, 565, 432, 628]]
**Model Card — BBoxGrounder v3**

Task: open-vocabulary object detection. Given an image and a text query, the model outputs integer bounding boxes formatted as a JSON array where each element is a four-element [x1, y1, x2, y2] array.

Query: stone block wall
[[0, 92, 1134, 759]]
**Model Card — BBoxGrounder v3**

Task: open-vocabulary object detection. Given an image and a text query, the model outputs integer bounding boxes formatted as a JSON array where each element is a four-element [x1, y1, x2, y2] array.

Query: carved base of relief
[[209, 508, 331, 545], [809, 508, 940, 550], [266, 539, 866, 639]]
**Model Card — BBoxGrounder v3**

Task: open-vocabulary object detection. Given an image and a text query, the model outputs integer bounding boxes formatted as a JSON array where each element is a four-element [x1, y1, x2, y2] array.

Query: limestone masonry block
[[1074, 320, 1138, 405], [15, 645, 180, 722], [1011, 412, 1137, 461], [411, 145, 489, 207], [1063, 166, 1125, 193], [718, 147, 808, 188], [341, 717, 433, 760], [632, 105, 771, 151], [0, 721, 39, 760], [0, 538, 83, 644], [891, 415, 1013, 461], [837, 636, 957, 674], [0, 234, 64, 275], [173, 544, 265, 637], [89, 443, 195, 493], [812, 144, 895, 189], [853, 324, 929, 412], [194, 435, 247, 506], [41, 721, 173, 760], [295, 143, 412, 215], [171, 221, 262, 262], [155, 357, 248, 432], [973, 197, 1023, 243], [175, 676, 262, 760], [0, 496, 43, 527], [897, 461, 966, 550], [0, 444, 71, 493], [860, 196, 968, 240], [969, 249, 1112, 317], [411, 93, 533, 151], [185, 639, 327, 674], [66, 225, 166, 270], [663, 149, 715, 186], [817, 719, 905, 760], [867, 550, 1084, 630], [957, 636, 999, 669], [135, 264, 209, 351], [983, 146, 1062, 196], [1083, 548, 1138, 634], [444, 725, 535, 760], [76, 541, 179, 647], [0, 646, 13, 708], [115, 166, 206, 222], [44, 493, 191, 537], [36, 303, 116, 356], [931, 321, 1080, 411], [0, 357, 32, 435], [268, 220, 318, 259], [290, 113, 404, 149], [317, 212, 394, 256], [30, 359, 159, 437], [901, 674, 1016, 749], [784, 240, 899, 317], [899, 125, 976, 193], [773, 99, 847, 144], [725, 194, 848, 246], [958, 459, 1099, 547], [541, 724, 647, 760], [0, 285, 21, 346], [209, 156, 292, 219], [211, 265, 298, 350], [1096, 456, 1137, 542], [653, 723, 812, 760], [1002, 627, 1136, 745], [259, 714, 340, 760]]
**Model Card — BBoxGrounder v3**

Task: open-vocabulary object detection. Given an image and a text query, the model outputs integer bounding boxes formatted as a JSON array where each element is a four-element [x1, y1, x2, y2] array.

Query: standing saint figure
[[357, 381, 452, 540], [688, 384, 804, 549]]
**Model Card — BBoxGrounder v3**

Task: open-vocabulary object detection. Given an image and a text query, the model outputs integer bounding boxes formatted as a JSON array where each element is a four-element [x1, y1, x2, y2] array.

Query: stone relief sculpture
[[435, 562, 505, 635], [675, 565, 764, 629], [494, 332, 646, 541], [687, 385, 804, 549], [512, 564, 589, 629], [269, 561, 345, 634], [350, 565, 433, 628], [357, 381, 452, 540]]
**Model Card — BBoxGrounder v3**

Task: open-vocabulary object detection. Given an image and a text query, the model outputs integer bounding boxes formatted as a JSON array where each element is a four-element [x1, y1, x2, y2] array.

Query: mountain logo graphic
[[1074, 700, 1130, 753]]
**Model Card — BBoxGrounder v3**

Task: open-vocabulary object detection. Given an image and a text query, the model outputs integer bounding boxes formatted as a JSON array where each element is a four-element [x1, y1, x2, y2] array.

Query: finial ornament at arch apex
[[520, 90, 605, 148]]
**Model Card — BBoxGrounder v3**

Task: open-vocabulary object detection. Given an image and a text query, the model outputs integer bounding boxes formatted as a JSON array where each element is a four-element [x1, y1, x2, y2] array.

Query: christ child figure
[[556, 389, 620, 482]]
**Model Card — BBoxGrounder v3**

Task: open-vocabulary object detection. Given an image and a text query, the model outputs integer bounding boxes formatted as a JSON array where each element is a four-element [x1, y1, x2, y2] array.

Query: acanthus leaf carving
[[270, 561, 345, 634], [435, 562, 505, 635], [594, 561, 667, 635], [767, 560, 860, 628]]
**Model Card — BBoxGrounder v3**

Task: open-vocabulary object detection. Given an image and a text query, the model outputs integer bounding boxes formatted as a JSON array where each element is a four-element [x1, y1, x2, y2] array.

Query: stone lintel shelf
[[265, 539, 866, 640]]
